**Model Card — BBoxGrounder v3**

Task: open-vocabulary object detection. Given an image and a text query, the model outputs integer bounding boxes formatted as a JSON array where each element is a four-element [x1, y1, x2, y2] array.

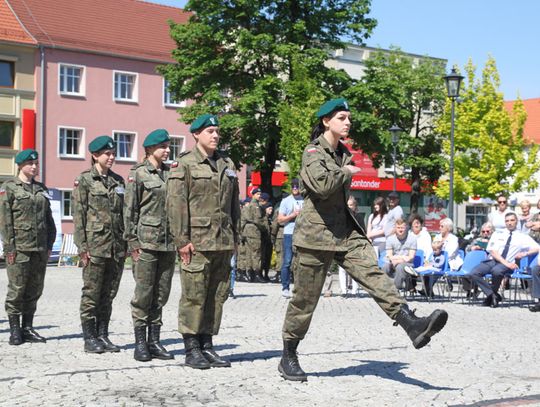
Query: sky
[[149, 0, 540, 101]]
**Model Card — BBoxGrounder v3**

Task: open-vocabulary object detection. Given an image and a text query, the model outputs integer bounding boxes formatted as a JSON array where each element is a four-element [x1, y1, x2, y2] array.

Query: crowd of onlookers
[[233, 189, 540, 312]]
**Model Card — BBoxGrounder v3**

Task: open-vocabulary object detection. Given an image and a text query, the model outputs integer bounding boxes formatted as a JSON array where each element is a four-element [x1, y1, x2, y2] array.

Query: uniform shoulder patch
[[306, 147, 318, 153], [0, 188, 6, 196], [128, 175, 135, 183], [171, 161, 179, 168]]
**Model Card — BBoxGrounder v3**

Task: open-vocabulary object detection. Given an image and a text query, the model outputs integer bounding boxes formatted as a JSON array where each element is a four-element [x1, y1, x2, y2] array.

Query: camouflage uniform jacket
[[293, 135, 365, 251], [529, 212, 540, 244], [270, 214, 284, 246], [0, 177, 56, 253], [241, 200, 267, 239], [167, 146, 240, 251], [72, 167, 126, 259], [124, 160, 174, 252]]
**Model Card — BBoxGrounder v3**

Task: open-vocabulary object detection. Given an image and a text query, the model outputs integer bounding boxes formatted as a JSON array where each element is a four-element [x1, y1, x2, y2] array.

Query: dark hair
[[408, 213, 425, 227], [310, 109, 346, 141], [372, 196, 388, 216], [505, 212, 517, 219]]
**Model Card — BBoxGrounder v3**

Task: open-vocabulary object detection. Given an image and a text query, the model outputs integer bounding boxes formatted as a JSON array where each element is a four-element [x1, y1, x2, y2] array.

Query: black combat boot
[[148, 325, 174, 360], [236, 269, 248, 282], [8, 314, 23, 346], [199, 334, 230, 367], [134, 325, 152, 362], [97, 319, 120, 352], [253, 270, 267, 283], [393, 304, 448, 349], [82, 319, 105, 354], [183, 334, 210, 369], [278, 340, 307, 381], [21, 314, 46, 343]]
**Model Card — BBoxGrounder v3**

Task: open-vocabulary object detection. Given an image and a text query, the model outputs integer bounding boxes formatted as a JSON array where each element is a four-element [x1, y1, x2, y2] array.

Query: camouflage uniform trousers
[[261, 233, 272, 272], [80, 257, 124, 324], [282, 232, 405, 340], [242, 235, 262, 271], [131, 249, 176, 327], [5, 251, 48, 316], [274, 236, 283, 271], [178, 250, 233, 335]]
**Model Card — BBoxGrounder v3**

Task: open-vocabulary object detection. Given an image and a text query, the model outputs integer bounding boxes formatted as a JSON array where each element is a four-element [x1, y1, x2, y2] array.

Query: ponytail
[[310, 121, 325, 142]]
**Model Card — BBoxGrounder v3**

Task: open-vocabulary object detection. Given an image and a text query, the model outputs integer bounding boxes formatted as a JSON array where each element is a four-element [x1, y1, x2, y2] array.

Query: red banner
[[350, 175, 411, 192]]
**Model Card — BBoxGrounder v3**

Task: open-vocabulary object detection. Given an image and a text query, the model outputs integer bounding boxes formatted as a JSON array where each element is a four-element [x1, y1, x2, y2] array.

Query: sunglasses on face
[[481, 230, 490, 234], [498, 200, 507, 204]]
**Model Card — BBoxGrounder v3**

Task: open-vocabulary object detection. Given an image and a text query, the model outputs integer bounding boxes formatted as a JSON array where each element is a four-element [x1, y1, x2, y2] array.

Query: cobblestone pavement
[[1, 266, 539, 407]]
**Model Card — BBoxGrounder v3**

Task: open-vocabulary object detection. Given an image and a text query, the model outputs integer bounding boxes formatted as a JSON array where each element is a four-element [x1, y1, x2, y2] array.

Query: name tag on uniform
[[41, 191, 52, 200], [225, 169, 237, 178], [115, 187, 125, 195]]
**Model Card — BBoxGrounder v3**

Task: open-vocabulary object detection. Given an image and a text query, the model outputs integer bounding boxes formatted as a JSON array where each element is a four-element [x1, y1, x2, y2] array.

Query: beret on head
[[143, 129, 170, 148], [251, 187, 261, 195], [291, 178, 300, 188], [15, 149, 38, 164], [189, 114, 219, 133], [388, 191, 399, 199], [260, 192, 270, 201], [316, 98, 349, 118], [89, 135, 116, 153]]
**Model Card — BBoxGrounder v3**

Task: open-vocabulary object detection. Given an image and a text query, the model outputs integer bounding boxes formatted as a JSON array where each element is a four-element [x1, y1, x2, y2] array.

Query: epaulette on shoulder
[[132, 162, 146, 170], [109, 170, 124, 183]]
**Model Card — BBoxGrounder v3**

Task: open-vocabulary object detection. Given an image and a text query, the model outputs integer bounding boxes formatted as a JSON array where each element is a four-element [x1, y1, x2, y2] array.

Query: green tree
[[435, 57, 539, 202], [160, 0, 376, 194], [345, 48, 447, 212]]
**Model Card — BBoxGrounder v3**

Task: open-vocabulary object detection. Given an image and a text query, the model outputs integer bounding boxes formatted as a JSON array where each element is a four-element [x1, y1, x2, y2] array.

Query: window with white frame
[[59, 64, 84, 96], [113, 131, 136, 160], [114, 71, 138, 102], [163, 79, 185, 107], [61, 190, 73, 219], [169, 136, 186, 161], [59, 127, 84, 157]]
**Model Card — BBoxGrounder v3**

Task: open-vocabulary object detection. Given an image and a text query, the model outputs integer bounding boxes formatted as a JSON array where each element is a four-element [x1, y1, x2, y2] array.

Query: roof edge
[[3, 0, 37, 44]]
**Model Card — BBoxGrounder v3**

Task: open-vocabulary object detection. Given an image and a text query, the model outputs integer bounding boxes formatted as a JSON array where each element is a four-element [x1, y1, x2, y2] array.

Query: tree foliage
[[159, 0, 376, 194], [435, 57, 539, 202], [345, 48, 447, 212]]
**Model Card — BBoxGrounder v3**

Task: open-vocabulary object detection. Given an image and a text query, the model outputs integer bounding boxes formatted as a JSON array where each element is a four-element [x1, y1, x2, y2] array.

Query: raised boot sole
[[278, 361, 307, 382], [412, 310, 448, 349]]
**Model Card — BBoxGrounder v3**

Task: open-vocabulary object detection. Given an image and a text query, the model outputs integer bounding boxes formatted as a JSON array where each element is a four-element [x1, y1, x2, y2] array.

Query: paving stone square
[[1, 266, 539, 406]]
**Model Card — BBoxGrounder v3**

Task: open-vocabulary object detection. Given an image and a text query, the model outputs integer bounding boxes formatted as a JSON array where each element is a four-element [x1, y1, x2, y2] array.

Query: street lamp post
[[389, 124, 402, 192], [443, 67, 464, 221]]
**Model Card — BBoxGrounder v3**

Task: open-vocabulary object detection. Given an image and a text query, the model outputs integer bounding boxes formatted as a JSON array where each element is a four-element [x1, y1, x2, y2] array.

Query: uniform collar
[[193, 144, 219, 164], [143, 159, 163, 173], [316, 135, 347, 156]]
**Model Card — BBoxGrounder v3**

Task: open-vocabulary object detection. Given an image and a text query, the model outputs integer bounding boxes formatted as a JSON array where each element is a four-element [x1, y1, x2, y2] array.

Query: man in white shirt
[[469, 212, 540, 308]]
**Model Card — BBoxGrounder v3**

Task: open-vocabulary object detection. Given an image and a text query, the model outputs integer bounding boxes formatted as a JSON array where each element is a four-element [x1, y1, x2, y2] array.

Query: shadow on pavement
[[315, 359, 461, 391], [230, 293, 268, 298], [228, 349, 281, 362], [304, 345, 408, 356], [0, 324, 58, 334]]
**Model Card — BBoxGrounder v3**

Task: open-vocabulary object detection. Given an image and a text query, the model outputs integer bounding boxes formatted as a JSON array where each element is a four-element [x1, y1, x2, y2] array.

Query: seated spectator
[[468, 212, 540, 308], [526, 210, 540, 244], [408, 214, 433, 260], [382, 218, 417, 292], [436, 218, 461, 270], [518, 200, 532, 233], [417, 238, 445, 298], [466, 222, 494, 252]]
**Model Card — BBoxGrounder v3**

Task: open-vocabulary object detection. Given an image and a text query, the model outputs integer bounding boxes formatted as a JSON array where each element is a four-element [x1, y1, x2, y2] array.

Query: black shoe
[[8, 315, 24, 346], [21, 314, 46, 343], [82, 319, 105, 354], [148, 325, 174, 360], [278, 340, 307, 381], [97, 319, 120, 352], [228, 289, 236, 299], [394, 305, 448, 349], [490, 294, 499, 308], [200, 334, 231, 367], [236, 270, 248, 282], [482, 296, 492, 306], [134, 326, 152, 362], [253, 271, 267, 283], [495, 293, 502, 302], [529, 303, 540, 312], [183, 334, 211, 369]]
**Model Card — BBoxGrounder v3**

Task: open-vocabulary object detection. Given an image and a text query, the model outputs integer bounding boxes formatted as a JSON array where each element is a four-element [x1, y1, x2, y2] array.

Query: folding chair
[[444, 250, 487, 302], [511, 253, 538, 305], [57, 233, 80, 267]]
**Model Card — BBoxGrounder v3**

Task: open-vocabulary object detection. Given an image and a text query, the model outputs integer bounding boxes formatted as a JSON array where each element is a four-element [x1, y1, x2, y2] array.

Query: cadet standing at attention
[[0, 149, 56, 345], [167, 114, 241, 369], [124, 129, 175, 362], [278, 99, 449, 382], [72, 136, 126, 354]]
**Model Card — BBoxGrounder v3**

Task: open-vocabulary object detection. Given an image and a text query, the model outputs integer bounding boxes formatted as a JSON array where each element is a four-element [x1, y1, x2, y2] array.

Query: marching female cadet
[[124, 129, 176, 362], [0, 149, 56, 345], [278, 99, 449, 382], [167, 114, 241, 369], [72, 136, 126, 354]]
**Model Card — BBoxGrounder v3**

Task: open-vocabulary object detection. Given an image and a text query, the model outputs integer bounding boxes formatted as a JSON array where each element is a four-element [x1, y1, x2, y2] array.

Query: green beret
[[143, 129, 170, 148], [88, 135, 116, 153], [189, 114, 219, 133], [15, 149, 38, 164], [316, 98, 350, 118]]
